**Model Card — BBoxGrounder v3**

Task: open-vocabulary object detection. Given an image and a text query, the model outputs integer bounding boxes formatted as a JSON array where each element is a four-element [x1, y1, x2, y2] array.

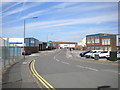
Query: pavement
[[2, 49, 59, 89], [2, 49, 119, 89]]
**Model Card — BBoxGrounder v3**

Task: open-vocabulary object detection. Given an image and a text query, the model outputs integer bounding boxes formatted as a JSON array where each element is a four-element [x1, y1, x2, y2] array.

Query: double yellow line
[[29, 60, 56, 90]]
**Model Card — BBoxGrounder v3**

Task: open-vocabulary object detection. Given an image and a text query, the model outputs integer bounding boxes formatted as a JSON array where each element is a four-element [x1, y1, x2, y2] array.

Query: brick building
[[86, 34, 120, 51]]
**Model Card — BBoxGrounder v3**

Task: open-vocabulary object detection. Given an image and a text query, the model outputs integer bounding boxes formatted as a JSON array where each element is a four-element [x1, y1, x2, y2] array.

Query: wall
[[25, 46, 39, 53]]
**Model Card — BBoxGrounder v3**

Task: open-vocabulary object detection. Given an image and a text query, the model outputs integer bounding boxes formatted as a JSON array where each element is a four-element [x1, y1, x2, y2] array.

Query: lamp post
[[23, 17, 38, 59]]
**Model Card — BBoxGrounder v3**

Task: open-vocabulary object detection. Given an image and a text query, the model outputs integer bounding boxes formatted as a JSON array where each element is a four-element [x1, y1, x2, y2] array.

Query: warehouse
[[4, 38, 39, 53], [24, 37, 39, 53], [39, 41, 56, 51], [4, 38, 24, 47], [49, 41, 77, 49]]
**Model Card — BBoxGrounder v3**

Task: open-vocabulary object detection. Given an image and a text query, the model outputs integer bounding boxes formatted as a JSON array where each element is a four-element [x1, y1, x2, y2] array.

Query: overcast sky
[[2, 1, 118, 42]]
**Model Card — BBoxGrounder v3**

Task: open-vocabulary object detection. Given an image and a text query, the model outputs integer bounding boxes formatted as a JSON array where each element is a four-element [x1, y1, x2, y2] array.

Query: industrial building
[[86, 33, 120, 51], [24, 38, 39, 53], [3, 38, 24, 47], [4, 38, 57, 54], [49, 41, 77, 49], [75, 37, 86, 50], [39, 41, 56, 51]]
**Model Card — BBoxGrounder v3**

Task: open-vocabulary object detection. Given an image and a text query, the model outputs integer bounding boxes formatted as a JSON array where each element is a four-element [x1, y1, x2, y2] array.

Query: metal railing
[[0, 37, 23, 70]]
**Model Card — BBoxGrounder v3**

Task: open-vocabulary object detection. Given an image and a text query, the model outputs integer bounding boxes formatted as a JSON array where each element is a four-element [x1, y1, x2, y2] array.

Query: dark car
[[80, 51, 91, 57], [22, 50, 31, 55]]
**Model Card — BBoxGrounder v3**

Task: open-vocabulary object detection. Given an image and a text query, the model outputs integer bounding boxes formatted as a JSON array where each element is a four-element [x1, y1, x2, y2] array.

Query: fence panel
[[0, 38, 23, 70]]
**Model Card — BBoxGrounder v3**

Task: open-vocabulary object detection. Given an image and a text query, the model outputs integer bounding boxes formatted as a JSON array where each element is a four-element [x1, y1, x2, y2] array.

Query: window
[[102, 39, 110, 45], [87, 37, 91, 44], [95, 36, 99, 43], [87, 36, 94, 44], [119, 38, 120, 42], [101, 51, 108, 53], [91, 36, 94, 43]]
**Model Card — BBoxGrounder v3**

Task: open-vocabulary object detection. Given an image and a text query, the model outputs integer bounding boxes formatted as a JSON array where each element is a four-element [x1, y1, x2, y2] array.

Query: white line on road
[[56, 59, 60, 62], [76, 65, 98, 71], [53, 50, 63, 60], [23, 62, 27, 64], [61, 61, 70, 65]]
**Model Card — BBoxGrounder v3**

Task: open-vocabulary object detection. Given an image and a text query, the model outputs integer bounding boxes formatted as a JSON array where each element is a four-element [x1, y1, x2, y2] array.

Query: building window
[[87, 37, 91, 44], [91, 36, 94, 43], [95, 36, 99, 43], [119, 38, 120, 42], [87, 36, 94, 44], [102, 39, 110, 45]]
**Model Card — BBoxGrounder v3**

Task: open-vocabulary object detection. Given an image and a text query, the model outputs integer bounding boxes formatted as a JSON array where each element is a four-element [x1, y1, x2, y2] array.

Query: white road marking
[[61, 61, 70, 65], [56, 59, 60, 62], [76, 65, 98, 71], [22, 62, 27, 64], [53, 50, 63, 60]]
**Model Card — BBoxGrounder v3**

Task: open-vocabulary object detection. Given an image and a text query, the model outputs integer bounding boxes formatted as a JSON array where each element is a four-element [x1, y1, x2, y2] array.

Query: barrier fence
[[0, 37, 23, 70]]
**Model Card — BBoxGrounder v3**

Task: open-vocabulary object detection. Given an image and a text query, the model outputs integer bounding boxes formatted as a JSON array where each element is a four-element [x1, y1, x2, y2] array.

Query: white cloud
[[50, 26, 118, 42], [48, 2, 117, 16], [14, 2, 78, 19], [20, 10, 48, 19], [23, 12, 117, 29], [51, 2, 78, 9], [2, 2, 22, 12], [3, 2, 117, 25], [3, 2, 42, 17], [1, 0, 120, 2], [3, 12, 117, 33]]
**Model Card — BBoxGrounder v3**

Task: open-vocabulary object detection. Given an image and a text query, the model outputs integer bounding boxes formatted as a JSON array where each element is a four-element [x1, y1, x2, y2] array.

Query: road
[[32, 49, 118, 89]]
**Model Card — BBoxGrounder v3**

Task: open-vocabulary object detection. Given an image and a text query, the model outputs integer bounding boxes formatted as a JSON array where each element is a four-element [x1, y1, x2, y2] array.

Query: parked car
[[85, 50, 103, 58], [22, 50, 31, 55], [80, 51, 91, 57], [91, 51, 110, 59], [106, 51, 120, 60]]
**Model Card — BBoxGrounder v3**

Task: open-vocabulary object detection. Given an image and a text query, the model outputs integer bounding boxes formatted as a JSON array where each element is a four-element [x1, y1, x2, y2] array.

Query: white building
[[59, 44, 76, 48], [4, 38, 24, 47], [81, 37, 86, 47], [77, 37, 86, 47]]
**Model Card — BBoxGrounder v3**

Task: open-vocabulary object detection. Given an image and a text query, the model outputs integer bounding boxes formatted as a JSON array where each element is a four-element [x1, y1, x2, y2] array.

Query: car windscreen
[[101, 51, 108, 53]]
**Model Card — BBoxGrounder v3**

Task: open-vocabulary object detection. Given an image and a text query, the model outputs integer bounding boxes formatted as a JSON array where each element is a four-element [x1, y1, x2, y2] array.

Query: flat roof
[[86, 33, 112, 37], [101, 34, 116, 37]]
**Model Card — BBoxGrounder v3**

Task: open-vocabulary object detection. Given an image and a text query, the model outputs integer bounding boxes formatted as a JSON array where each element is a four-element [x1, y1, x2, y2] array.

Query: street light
[[23, 17, 38, 59]]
